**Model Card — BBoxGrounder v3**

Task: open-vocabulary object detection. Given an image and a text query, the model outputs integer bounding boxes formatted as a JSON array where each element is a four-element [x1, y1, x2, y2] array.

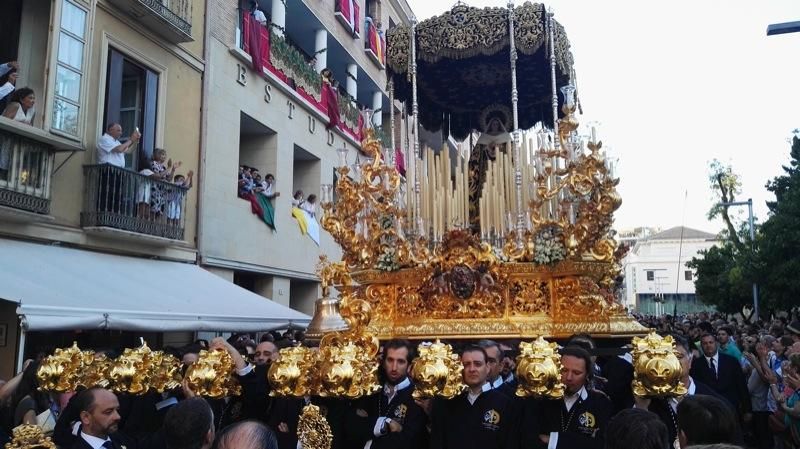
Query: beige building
[[0, 0, 307, 379], [198, 0, 414, 314]]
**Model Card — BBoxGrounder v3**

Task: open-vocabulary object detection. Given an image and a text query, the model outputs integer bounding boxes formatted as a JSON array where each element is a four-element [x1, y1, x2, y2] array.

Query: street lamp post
[[718, 198, 759, 321]]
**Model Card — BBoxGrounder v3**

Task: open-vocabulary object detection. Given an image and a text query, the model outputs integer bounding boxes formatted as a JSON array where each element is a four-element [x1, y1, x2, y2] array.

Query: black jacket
[[539, 389, 612, 449], [429, 389, 518, 449], [689, 353, 751, 414], [344, 382, 428, 449]]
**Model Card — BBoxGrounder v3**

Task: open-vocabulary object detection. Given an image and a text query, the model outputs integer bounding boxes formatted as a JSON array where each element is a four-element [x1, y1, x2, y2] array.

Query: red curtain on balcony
[[337, 0, 360, 36], [322, 81, 340, 130], [242, 14, 270, 75], [366, 20, 384, 65]]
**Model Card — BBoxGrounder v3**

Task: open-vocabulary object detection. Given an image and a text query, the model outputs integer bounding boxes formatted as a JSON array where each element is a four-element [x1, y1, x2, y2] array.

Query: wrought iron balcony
[[81, 164, 188, 241], [107, 0, 193, 43], [0, 124, 58, 216]]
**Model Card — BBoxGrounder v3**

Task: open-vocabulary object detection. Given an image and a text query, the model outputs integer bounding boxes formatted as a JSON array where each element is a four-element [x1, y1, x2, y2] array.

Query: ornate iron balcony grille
[[0, 128, 54, 215], [81, 164, 188, 240], [140, 0, 191, 36]]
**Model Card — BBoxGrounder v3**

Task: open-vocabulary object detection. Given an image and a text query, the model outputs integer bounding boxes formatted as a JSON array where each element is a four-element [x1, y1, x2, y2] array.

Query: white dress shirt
[[80, 431, 112, 449], [96, 133, 125, 167], [548, 386, 589, 449]]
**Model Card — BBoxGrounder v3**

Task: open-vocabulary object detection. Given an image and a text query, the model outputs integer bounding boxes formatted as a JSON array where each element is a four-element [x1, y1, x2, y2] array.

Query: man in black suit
[[70, 387, 134, 449], [636, 334, 731, 447], [345, 339, 428, 449], [689, 333, 751, 418]]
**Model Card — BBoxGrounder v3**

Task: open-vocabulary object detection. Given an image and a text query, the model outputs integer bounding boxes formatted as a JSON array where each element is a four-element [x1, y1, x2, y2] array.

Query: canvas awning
[[0, 239, 310, 332]]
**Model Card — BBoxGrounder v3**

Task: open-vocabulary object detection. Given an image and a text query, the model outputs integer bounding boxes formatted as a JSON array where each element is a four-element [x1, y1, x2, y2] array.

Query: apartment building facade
[[198, 0, 414, 315], [0, 0, 307, 378], [622, 226, 720, 315]]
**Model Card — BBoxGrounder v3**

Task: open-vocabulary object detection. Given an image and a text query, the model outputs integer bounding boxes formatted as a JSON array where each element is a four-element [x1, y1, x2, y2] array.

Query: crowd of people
[[0, 61, 35, 126], [96, 123, 193, 224], [0, 312, 797, 449]]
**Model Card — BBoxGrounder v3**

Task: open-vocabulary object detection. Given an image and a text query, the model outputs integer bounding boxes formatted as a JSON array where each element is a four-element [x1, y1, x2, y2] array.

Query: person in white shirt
[[96, 123, 140, 167], [0, 61, 19, 103], [71, 387, 128, 449], [250, 1, 267, 26], [95, 123, 140, 213], [301, 194, 317, 218], [2, 87, 35, 125]]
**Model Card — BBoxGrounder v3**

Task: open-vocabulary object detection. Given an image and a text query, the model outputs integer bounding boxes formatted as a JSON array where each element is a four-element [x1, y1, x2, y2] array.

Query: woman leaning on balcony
[[2, 87, 35, 125]]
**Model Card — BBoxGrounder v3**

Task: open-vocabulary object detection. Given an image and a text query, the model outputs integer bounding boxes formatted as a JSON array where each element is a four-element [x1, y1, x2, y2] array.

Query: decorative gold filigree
[[510, 279, 551, 315], [268, 347, 316, 397], [410, 340, 466, 399], [297, 405, 332, 449], [37, 342, 84, 392], [185, 349, 241, 399], [631, 333, 688, 398], [5, 425, 56, 449], [515, 337, 565, 399]]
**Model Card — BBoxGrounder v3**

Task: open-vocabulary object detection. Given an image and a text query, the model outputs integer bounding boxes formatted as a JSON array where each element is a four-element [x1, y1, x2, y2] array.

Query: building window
[[103, 49, 158, 169], [685, 270, 692, 281], [646, 270, 654, 281], [52, 0, 88, 137]]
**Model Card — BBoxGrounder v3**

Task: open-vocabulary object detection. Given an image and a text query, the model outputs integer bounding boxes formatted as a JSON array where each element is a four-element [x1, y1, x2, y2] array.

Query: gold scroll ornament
[[409, 340, 466, 400], [5, 425, 56, 449], [185, 348, 241, 399], [631, 332, 687, 398], [515, 337, 565, 399]]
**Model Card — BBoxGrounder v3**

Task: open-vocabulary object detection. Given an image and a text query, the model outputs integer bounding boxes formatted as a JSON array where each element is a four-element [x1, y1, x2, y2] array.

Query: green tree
[[757, 135, 800, 311], [689, 162, 759, 317], [686, 243, 752, 315]]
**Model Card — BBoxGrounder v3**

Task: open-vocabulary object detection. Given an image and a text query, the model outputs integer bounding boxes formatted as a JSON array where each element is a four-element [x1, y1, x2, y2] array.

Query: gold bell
[[305, 296, 349, 341]]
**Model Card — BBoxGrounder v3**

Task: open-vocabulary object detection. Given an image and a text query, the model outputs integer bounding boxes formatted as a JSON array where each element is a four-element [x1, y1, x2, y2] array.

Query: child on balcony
[[166, 171, 193, 226]]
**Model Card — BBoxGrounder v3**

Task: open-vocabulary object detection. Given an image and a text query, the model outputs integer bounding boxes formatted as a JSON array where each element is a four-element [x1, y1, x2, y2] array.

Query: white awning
[[0, 239, 311, 332]]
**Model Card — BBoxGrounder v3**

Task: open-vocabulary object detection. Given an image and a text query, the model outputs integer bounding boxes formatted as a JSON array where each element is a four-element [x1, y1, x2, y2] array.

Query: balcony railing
[[107, 0, 193, 43], [81, 164, 188, 240], [0, 127, 55, 215]]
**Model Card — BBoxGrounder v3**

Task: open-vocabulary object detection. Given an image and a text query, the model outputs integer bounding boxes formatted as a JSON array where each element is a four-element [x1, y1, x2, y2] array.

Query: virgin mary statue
[[468, 106, 513, 232]]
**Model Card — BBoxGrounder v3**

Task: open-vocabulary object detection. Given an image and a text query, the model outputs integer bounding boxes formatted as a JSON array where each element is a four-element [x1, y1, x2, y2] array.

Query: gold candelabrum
[[318, 96, 644, 340]]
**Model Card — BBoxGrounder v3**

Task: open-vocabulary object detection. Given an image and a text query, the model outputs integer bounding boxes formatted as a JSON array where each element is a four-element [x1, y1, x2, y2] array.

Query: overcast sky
[[405, 0, 800, 234]]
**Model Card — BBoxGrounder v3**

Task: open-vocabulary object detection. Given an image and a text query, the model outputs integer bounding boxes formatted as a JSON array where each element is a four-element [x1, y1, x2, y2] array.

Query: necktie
[[102, 441, 115, 449], [385, 385, 396, 400], [709, 358, 717, 378]]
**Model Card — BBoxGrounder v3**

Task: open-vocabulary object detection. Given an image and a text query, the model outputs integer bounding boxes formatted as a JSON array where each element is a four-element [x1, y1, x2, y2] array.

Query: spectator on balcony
[[239, 166, 255, 199], [97, 123, 140, 167], [0, 61, 18, 99], [166, 171, 193, 225], [250, 1, 267, 27], [263, 174, 280, 199], [96, 123, 140, 214], [150, 149, 179, 216], [136, 168, 158, 219], [301, 194, 317, 218], [2, 87, 35, 125], [291, 190, 304, 207]]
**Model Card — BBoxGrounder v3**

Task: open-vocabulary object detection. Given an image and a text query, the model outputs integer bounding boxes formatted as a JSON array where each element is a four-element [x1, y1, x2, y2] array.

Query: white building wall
[[623, 237, 719, 311]]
